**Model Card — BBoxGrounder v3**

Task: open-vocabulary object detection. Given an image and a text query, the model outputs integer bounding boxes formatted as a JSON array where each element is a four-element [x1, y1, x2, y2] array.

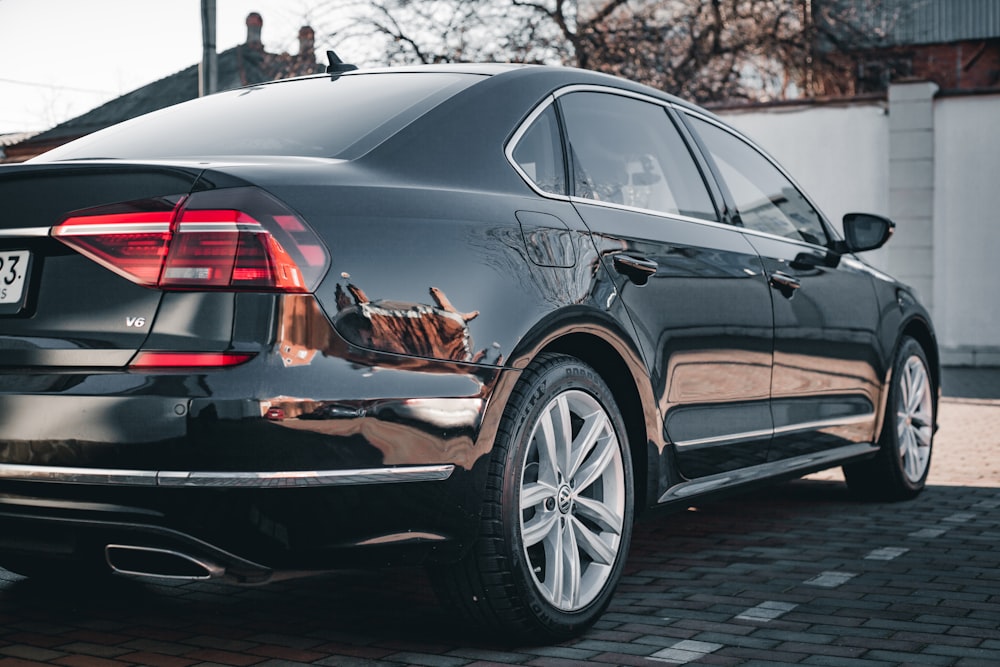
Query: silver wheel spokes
[[896, 355, 933, 483], [520, 390, 625, 611]]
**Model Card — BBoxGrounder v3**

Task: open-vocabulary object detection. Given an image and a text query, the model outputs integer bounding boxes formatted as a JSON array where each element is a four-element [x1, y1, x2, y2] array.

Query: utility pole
[[199, 0, 218, 96], [804, 0, 814, 97]]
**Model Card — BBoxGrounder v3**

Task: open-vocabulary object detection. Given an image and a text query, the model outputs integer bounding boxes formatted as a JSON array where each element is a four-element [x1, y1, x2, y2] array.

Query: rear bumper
[[0, 460, 458, 575], [0, 293, 511, 575], [0, 459, 485, 575]]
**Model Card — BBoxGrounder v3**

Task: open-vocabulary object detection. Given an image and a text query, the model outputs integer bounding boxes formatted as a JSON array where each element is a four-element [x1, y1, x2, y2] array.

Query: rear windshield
[[36, 72, 481, 162]]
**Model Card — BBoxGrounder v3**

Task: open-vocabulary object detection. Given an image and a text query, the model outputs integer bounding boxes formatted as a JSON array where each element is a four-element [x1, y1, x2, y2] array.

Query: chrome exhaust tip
[[105, 544, 224, 581]]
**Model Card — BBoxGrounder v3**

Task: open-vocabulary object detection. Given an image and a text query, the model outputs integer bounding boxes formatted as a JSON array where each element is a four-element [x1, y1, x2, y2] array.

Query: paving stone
[[53, 642, 133, 658], [0, 645, 67, 661], [649, 639, 723, 664], [113, 653, 199, 667], [521, 645, 600, 661], [864, 650, 956, 665], [801, 656, 895, 666], [52, 656, 135, 667], [446, 647, 534, 663], [382, 652, 470, 667], [314, 658, 400, 667]]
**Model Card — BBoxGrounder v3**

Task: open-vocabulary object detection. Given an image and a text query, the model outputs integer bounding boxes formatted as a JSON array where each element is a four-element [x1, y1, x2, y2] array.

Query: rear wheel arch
[[540, 332, 655, 513]]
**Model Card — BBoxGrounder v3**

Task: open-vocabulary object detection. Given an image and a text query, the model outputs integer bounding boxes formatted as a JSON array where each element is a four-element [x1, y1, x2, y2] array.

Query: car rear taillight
[[52, 187, 328, 292], [129, 351, 255, 368]]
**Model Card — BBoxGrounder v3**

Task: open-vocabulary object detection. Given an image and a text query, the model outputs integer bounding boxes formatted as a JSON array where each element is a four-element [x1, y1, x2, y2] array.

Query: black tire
[[844, 336, 935, 500], [430, 353, 634, 642]]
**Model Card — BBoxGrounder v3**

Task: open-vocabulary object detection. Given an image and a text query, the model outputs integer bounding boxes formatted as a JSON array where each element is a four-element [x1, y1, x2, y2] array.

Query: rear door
[[683, 113, 883, 461], [556, 89, 775, 479]]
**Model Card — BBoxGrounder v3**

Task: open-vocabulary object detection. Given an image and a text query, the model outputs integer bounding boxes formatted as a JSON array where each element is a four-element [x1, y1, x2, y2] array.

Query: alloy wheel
[[519, 389, 626, 612], [897, 354, 933, 483]]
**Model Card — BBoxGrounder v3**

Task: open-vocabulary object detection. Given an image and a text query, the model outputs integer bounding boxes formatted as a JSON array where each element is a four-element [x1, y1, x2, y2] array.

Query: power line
[[0, 77, 115, 95]]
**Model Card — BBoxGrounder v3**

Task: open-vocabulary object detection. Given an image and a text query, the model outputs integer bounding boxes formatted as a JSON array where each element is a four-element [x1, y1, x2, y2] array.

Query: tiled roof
[[0, 131, 39, 147], [27, 44, 323, 144]]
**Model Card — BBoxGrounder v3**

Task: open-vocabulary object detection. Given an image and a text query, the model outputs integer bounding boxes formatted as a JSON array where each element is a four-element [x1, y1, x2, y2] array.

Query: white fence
[[717, 85, 1000, 366]]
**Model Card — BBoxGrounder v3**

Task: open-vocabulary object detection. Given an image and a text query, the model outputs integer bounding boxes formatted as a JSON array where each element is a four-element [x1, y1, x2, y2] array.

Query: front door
[[685, 113, 883, 461]]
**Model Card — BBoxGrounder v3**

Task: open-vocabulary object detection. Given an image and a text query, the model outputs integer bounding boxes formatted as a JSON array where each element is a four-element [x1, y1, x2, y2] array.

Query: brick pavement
[[0, 369, 997, 666]]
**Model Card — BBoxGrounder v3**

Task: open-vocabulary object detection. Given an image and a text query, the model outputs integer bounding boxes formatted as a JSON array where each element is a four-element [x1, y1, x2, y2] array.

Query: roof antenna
[[326, 50, 358, 74]]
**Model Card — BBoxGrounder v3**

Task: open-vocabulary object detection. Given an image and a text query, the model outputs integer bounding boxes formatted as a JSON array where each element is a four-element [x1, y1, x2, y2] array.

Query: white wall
[[933, 95, 1000, 361], [716, 92, 1000, 365], [718, 103, 890, 241]]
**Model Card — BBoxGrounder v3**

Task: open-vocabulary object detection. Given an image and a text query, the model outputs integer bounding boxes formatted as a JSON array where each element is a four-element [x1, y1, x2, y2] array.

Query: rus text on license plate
[[0, 250, 30, 305]]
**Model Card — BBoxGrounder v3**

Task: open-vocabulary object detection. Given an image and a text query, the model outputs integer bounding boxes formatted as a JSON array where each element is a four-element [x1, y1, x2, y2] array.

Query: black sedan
[[0, 63, 937, 640]]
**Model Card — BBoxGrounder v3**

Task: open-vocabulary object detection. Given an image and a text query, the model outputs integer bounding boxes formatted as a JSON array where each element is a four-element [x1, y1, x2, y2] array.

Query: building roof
[[887, 0, 1000, 46], [824, 0, 1000, 47], [0, 131, 38, 148]]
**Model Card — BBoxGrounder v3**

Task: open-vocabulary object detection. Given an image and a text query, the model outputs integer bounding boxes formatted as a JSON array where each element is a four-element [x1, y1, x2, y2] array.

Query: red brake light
[[51, 199, 179, 286], [130, 351, 255, 368], [52, 188, 328, 292]]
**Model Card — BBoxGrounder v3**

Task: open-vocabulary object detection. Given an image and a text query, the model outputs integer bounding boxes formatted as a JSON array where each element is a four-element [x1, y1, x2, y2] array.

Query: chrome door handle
[[612, 254, 658, 285], [770, 272, 801, 292]]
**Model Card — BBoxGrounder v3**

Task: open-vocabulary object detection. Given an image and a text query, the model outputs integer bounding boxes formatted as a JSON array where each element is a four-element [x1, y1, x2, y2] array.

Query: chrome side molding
[[0, 463, 455, 488], [659, 442, 879, 502], [674, 413, 876, 450]]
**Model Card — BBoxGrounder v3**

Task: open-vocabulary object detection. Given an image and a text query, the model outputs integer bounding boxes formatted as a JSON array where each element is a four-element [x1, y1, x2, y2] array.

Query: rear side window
[[558, 92, 717, 221], [511, 105, 566, 195], [37, 73, 481, 162], [689, 116, 828, 246]]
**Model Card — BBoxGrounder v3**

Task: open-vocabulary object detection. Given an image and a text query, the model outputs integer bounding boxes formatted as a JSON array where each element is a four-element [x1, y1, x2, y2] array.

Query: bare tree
[[311, 0, 901, 103], [313, 0, 568, 65]]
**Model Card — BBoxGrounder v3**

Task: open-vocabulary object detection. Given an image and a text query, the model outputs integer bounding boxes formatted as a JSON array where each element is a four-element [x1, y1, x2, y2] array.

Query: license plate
[[0, 250, 30, 306]]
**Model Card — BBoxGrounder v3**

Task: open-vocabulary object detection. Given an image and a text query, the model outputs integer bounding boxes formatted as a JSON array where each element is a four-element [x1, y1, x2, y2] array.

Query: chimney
[[246, 12, 263, 48], [298, 26, 315, 60]]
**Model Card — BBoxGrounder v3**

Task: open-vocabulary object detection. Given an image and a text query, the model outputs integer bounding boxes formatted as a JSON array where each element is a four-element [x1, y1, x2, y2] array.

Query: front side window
[[558, 92, 717, 221], [689, 115, 828, 246]]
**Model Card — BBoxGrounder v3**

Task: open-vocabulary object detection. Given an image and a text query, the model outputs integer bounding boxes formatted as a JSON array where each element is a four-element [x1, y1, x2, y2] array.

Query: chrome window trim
[[0, 463, 455, 487], [736, 222, 837, 252], [504, 84, 727, 231], [673, 413, 876, 450], [505, 93, 571, 203], [570, 197, 726, 228]]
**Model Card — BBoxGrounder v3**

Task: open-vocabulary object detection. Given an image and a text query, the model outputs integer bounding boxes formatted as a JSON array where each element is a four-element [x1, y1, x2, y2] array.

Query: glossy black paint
[[0, 65, 938, 579]]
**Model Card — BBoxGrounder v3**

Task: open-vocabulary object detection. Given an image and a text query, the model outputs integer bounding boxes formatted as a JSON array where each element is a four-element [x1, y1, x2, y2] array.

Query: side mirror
[[841, 213, 895, 253]]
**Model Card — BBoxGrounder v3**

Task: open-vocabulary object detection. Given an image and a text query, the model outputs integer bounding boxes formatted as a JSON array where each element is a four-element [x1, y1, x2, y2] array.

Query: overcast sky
[[0, 0, 327, 134]]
